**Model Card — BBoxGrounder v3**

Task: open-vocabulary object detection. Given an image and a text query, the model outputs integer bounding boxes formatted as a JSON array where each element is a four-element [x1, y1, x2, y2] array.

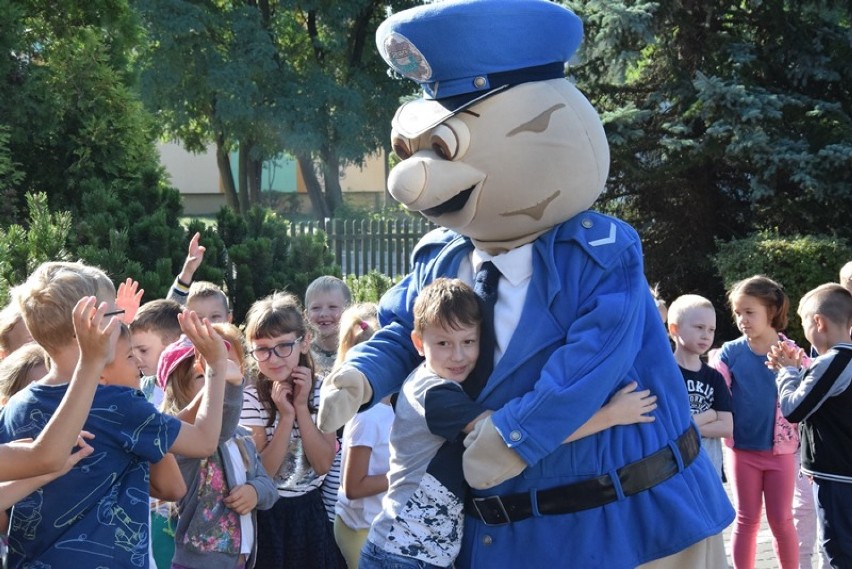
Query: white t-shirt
[[335, 402, 395, 530]]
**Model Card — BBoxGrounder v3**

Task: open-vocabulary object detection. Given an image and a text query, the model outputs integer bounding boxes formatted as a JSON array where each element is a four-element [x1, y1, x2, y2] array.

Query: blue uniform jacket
[[347, 211, 734, 568]]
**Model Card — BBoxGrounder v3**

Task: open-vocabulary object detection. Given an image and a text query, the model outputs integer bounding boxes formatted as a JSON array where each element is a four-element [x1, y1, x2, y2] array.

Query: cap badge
[[382, 32, 432, 82]]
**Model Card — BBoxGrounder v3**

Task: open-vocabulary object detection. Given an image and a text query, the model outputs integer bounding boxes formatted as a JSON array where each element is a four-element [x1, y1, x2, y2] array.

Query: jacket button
[[482, 534, 493, 545], [509, 430, 521, 442], [473, 76, 487, 88], [582, 218, 593, 228]]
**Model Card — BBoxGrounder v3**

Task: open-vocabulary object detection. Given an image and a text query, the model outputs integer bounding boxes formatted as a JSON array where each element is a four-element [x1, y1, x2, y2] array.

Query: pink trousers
[[726, 448, 799, 569]]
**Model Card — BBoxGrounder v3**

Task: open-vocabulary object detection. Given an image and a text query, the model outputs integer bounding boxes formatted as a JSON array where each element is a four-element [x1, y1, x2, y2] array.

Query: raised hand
[[72, 296, 122, 367], [178, 310, 226, 368], [115, 278, 144, 324], [766, 340, 804, 371], [178, 232, 206, 283]]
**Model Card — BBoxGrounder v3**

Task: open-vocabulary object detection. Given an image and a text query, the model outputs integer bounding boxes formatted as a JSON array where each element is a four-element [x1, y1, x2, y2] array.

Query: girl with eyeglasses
[[240, 291, 340, 569]]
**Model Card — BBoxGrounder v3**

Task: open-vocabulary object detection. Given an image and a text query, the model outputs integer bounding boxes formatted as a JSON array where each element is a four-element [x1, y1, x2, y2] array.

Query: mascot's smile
[[422, 186, 475, 217]]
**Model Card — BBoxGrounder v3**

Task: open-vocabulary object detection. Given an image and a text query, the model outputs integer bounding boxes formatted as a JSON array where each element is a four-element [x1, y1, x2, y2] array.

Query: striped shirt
[[240, 382, 326, 497]]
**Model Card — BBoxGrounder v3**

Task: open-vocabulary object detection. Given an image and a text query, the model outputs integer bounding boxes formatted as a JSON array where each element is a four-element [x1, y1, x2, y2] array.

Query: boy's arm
[[0, 298, 118, 480], [692, 410, 717, 427], [167, 312, 226, 458], [0, 432, 94, 509], [175, 389, 204, 423], [464, 381, 657, 489], [696, 411, 733, 439], [777, 350, 852, 423], [149, 453, 186, 501], [167, 232, 205, 305], [561, 381, 657, 443], [0, 475, 56, 511]]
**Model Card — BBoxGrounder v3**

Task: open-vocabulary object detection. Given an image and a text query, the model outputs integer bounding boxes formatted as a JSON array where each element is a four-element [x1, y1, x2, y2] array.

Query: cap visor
[[392, 85, 510, 139]]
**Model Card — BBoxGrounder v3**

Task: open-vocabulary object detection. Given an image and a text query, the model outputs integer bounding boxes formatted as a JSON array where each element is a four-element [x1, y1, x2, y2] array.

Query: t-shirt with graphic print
[[0, 383, 181, 569], [680, 362, 732, 478], [367, 364, 486, 568]]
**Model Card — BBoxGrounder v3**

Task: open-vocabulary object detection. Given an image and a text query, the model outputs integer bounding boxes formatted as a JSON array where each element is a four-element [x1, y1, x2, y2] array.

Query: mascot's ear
[[376, 0, 584, 138]]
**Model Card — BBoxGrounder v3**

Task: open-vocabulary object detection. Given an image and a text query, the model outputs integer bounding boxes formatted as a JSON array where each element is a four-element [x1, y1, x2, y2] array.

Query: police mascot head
[[376, 0, 610, 254]]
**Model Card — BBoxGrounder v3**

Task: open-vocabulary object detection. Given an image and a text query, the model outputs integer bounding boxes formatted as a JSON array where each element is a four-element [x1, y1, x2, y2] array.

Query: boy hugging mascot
[[319, 1, 734, 567]]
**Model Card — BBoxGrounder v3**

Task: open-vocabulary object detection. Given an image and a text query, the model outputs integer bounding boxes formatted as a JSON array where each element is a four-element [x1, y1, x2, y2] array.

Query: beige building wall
[[158, 142, 387, 216]]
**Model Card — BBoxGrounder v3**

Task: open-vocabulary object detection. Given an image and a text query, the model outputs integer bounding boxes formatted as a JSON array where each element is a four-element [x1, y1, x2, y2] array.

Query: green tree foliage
[[136, 0, 419, 219], [0, 0, 187, 298], [713, 232, 852, 344], [568, 0, 851, 318], [0, 193, 73, 304]]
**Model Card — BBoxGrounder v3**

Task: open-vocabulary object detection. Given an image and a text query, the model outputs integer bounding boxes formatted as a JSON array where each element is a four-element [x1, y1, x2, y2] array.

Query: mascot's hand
[[317, 366, 373, 433], [463, 415, 527, 489]]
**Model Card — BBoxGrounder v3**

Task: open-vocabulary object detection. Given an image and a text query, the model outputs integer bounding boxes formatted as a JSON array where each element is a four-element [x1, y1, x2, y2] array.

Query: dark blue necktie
[[466, 260, 501, 398]]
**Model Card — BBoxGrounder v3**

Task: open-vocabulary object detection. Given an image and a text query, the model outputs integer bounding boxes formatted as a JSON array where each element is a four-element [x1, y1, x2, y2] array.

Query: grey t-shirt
[[367, 364, 486, 567]]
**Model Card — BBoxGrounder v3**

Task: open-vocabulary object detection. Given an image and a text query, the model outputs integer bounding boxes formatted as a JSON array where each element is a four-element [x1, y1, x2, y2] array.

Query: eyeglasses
[[249, 337, 303, 362]]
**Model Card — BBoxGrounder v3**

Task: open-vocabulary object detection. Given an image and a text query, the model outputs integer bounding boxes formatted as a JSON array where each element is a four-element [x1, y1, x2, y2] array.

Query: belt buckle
[[472, 496, 511, 526]]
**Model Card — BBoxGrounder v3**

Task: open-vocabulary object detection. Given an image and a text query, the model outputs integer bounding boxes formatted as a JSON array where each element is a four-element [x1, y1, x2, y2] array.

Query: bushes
[[0, 196, 341, 324], [713, 231, 852, 345], [185, 206, 339, 324], [344, 271, 400, 304]]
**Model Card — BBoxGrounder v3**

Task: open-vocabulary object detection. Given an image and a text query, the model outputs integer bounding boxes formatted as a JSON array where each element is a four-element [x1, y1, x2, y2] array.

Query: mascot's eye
[[391, 132, 412, 160], [430, 119, 469, 161], [432, 138, 451, 160]]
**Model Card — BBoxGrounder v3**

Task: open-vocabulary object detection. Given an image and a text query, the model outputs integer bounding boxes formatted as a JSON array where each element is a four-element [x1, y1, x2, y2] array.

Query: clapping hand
[[766, 341, 804, 371]]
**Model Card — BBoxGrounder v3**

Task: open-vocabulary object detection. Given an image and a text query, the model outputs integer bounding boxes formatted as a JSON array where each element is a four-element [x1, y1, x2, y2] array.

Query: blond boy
[[668, 294, 733, 479], [0, 261, 227, 568]]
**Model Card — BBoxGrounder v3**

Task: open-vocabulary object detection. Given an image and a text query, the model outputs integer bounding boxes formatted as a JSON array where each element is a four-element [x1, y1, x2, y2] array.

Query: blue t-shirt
[[718, 336, 777, 450], [0, 383, 182, 569]]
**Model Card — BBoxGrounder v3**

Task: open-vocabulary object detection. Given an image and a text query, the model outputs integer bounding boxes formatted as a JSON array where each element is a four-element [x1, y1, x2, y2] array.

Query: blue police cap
[[376, 0, 583, 137]]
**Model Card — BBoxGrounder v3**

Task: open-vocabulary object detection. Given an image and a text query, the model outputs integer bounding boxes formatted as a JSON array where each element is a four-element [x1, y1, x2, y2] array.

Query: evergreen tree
[[567, 0, 852, 325]]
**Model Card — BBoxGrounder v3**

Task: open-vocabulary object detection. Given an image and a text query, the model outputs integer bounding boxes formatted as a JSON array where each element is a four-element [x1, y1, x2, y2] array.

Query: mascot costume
[[319, 1, 734, 567]]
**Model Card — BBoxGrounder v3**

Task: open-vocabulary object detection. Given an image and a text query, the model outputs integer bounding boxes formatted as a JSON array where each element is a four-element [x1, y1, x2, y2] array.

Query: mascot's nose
[[389, 155, 484, 212], [388, 159, 428, 206]]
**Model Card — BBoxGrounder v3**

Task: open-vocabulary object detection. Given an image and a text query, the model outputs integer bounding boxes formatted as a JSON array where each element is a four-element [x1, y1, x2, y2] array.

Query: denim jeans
[[359, 540, 449, 569]]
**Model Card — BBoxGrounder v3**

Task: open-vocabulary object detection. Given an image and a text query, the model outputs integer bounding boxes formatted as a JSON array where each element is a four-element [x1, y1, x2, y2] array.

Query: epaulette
[[553, 211, 637, 269]]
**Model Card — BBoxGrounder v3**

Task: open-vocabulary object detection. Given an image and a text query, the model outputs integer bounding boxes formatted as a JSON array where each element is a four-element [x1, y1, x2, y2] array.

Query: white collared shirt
[[458, 244, 533, 368]]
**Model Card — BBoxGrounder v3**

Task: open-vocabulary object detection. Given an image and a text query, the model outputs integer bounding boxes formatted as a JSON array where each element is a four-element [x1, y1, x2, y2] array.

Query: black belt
[[466, 427, 700, 526]]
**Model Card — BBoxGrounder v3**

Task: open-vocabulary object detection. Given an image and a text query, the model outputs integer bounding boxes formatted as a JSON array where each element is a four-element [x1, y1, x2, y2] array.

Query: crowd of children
[[0, 233, 850, 568]]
